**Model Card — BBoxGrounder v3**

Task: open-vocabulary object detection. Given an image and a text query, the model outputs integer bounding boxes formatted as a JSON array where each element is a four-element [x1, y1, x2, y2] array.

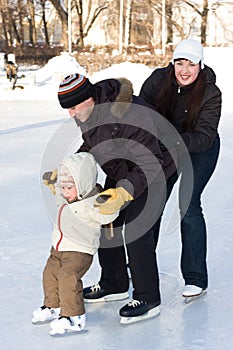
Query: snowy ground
[[0, 47, 233, 350]]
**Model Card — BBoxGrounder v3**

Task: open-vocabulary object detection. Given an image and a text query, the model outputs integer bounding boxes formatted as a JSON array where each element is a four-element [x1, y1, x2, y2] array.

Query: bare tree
[[74, 0, 109, 47], [49, 0, 68, 47], [2, 0, 25, 46], [39, 0, 50, 44], [48, 0, 109, 49], [185, 0, 209, 44], [27, 0, 36, 44], [0, 0, 232, 52], [0, 1, 10, 47], [124, 0, 132, 47], [17, 0, 25, 44]]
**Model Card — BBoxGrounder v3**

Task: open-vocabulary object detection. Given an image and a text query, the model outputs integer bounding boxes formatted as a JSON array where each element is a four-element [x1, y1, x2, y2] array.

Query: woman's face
[[174, 59, 200, 87]]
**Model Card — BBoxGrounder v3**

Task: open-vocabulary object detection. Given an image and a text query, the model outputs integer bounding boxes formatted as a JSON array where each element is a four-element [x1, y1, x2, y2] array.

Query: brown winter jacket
[[76, 78, 177, 199]]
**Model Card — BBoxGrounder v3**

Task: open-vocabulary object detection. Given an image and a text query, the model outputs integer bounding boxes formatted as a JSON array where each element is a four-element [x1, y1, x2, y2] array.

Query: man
[[45, 73, 178, 324]]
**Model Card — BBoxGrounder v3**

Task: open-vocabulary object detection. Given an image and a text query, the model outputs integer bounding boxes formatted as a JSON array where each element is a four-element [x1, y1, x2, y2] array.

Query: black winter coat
[[76, 78, 176, 199], [139, 64, 222, 153]]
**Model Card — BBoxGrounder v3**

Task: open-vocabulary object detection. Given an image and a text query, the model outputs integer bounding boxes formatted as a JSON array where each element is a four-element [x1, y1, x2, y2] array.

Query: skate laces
[[128, 299, 142, 307], [56, 316, 74, 326], [41, 305, 59, 316], [41, 305, 49, 310], [58, 315, 84, 328], [90, 283, 101, 292], [58, 316, 71, 320]]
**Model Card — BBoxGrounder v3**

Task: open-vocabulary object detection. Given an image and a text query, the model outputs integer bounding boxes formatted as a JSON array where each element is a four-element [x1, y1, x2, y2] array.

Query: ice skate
[[49, 314, 86, 336], [32, 305, 60, 324], [182, 285, 207, 304], [119, 299, 160, 324], [83, 283, 129, 303]]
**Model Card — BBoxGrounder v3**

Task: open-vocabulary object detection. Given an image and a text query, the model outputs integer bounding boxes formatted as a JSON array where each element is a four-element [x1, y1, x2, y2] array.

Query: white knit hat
[[58, 164, 75, 188], [172, 39, 204, 69]]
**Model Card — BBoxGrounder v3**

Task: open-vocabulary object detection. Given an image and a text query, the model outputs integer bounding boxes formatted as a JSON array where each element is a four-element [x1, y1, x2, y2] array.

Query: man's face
[[68, 97, 95, 123]]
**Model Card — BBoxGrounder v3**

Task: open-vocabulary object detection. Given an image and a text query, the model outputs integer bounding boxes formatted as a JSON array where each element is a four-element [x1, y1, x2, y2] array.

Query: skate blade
[[120, 306, 160, 325], [32, 318, 53, 325], [50, 328, 66, 336], [49, 326, 84, 336], [184, 290, 207, 304], [85, 292, 129, 303], [32, 315, 58, 324]]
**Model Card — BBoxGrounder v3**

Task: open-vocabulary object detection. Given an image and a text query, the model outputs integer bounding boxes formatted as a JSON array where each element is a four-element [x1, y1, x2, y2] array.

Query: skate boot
[[182, 285, 207, 303], [83, 283, 129, 303], [49, 314, 86, 335], [119, 299, 160, 324], [32, 305, 60, 324]]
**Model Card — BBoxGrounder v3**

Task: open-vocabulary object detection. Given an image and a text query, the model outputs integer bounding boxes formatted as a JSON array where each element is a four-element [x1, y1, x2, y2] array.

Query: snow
[[0, 47, 233, 349]]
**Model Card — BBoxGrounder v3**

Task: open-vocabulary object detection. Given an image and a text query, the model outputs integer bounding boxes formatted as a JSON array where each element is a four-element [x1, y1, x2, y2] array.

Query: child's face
[[61, 185, 78, 203]]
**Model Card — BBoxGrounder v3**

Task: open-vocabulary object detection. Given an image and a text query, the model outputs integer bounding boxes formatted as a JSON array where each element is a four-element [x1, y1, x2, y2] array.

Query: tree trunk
[[124, 0, 132, 48], [201, 0, 208, 45], [49, 0, 68, 48], [75, 0, 84, 47], [42, 4, 50, 44], [0, 6, 9, 47], [17, 0, 24, 44], [166, 1, 173, 45], [27, 0, 36, 44]]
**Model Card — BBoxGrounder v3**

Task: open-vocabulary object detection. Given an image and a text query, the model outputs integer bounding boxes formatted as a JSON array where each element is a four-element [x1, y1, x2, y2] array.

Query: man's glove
[[42, 169, 58, 195], [94, 187, 133, 214]]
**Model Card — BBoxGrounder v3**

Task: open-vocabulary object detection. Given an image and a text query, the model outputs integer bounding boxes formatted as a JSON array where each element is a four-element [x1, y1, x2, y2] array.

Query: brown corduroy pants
[[43, 247, 93, 316]]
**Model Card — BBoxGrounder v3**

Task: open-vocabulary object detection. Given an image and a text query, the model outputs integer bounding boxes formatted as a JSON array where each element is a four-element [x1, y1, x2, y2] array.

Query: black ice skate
[[83, 283, 129, 303], [119, 299, 160, 324]]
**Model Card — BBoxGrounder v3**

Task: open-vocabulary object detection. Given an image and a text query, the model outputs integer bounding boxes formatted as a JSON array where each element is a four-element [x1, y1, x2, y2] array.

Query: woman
[[139, 38, 222, 299]]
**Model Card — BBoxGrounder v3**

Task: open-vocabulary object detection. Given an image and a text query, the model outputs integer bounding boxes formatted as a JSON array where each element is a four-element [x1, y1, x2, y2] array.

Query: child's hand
[[42, 170, 57, 195]]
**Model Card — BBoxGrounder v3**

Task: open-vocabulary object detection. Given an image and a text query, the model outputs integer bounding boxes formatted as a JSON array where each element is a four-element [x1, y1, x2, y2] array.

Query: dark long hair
[[154, 63, 205, 132]]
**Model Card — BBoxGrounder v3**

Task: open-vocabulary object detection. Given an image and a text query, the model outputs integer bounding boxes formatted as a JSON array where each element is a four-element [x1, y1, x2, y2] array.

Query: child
[[32, 152, 118, 335]]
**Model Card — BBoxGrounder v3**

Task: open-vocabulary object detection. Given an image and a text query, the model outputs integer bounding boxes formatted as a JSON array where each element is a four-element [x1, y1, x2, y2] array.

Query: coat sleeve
[[86, 200, 119, 225], [70, 199, 118, 226], [139, 69, 161, 105], [76, 137, 91, 153], [116, 124, 165, 199], [181, 86, 222, 153], [90, 207, 119, 225]]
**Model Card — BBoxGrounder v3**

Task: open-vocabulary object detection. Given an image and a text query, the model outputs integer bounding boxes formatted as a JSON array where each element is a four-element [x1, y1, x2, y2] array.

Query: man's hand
[[42, 170, 58, 195], [94, 187, 133, 214]]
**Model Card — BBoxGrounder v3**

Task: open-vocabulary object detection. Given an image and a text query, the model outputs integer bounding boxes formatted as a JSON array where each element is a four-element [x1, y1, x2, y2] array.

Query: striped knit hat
[[58, 74, 94, 108]]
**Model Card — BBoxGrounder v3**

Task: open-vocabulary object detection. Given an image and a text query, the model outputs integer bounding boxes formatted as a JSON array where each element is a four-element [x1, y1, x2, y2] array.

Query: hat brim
[[173, 52, 200, 64]]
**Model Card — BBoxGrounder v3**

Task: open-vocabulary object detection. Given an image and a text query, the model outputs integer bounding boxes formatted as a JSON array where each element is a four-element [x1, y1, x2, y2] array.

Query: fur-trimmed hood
[[94, 77, 133, 118]]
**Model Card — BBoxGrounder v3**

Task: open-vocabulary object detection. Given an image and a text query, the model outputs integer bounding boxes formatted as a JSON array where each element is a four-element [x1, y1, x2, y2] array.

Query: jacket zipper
[[178, 86, 181, 93], [55, 203, 67, 250]]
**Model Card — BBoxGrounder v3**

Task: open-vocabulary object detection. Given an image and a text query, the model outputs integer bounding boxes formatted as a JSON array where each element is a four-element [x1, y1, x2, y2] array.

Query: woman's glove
[[42, 169, 57, 195], [94, 187, 133, 214]]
